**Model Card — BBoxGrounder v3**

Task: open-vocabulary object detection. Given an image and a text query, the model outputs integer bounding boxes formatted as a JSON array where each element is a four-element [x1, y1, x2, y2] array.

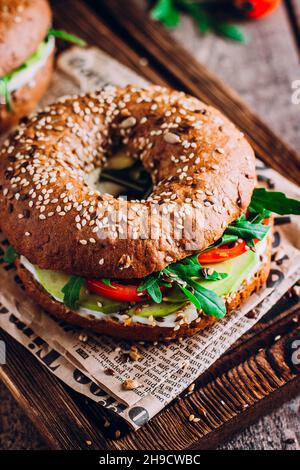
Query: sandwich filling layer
[[0, 36, 55, 102], [20, 236, 268, 328]]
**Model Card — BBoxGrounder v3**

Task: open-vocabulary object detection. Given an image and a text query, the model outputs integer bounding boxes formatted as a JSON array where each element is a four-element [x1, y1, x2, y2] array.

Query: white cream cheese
[[7, 36, 55, 93]]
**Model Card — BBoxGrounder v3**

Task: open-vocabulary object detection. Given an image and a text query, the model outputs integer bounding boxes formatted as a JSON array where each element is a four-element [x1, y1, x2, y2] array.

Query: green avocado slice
[[127, 301, 186, 318], [35, 266, 127, 314], [198, 249, 257, 296]]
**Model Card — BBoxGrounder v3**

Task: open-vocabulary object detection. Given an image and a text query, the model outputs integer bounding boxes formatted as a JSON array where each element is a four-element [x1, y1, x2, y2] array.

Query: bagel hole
[[86, 149, 153, 200]]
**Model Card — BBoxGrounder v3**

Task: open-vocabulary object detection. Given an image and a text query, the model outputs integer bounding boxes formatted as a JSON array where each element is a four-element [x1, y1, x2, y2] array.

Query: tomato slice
[[234, 0, 281, 19], [87, 279, 147, 302], [198, 217, 270, 264], [198, 239, 248, 264]]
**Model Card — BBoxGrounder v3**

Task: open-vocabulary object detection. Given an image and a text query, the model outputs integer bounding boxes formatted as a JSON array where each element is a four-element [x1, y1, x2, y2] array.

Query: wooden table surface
[[0, 0, 300, 450]]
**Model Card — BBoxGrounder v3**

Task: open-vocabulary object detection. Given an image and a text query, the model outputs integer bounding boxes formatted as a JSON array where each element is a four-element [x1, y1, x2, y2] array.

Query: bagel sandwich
[[1, 85, 299, 342], [0, 0, 85, 132]]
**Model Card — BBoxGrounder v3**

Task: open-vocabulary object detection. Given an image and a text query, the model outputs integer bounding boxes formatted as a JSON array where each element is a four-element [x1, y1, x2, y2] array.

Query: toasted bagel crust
[[0, 0, 52, 76], [0, 86, 256, 279], [16, 235, 272, 342], [0, 51, 54, 132]]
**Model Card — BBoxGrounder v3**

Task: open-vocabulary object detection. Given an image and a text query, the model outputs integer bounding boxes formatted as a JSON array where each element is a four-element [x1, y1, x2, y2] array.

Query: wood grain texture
[[169, 1, 300, 152], [0, 330, 110, 451], [52, 0, 165, 86], [1, 0, 300, 451], [95, 0, 300, 186]]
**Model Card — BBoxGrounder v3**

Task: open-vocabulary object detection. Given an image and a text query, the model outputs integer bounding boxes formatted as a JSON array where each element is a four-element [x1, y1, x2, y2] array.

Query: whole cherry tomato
[[234, 0, 281, 19]]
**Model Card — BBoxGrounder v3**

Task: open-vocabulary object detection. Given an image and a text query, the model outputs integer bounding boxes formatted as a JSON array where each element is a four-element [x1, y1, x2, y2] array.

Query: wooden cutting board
[[0, 0, 299, 450]]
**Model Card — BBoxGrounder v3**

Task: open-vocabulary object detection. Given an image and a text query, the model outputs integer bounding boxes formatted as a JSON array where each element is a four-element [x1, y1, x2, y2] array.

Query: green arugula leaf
[[47, 28, 86, 47], [225, 219, 270, 241], [248, 209, 271, 224], [3, 246, 18, 263], [102, 278, 116, 288], [147, 281, 163, 303], [62, 276, 85, 309], [137, 272, 160, 292], [198, 234, 238, 255], [178, 284, 202, 309], [187, 279, 226, 318], [246, 238, 256, 249], [164, 262, 202, 279], [213, 23, 246, 43], [138, 272, 163, 303], [177, 0, 211, 33], [137, 251, 227, 313], [151, 0, 180, 28], [250, 188, 300, 215], [161, 255, 227, 316]]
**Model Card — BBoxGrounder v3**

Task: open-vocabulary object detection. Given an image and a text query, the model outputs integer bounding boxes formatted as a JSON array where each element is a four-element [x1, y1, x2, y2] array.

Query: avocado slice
[[198, 249, 257, 296], [127, 301, 186, 318], [35, 266, 127, 314]]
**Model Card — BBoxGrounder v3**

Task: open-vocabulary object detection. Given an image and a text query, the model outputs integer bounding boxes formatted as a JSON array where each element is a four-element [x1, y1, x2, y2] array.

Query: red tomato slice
[[87, 279, 147, 302], [234, 0, 281, 19], [198, 217, 270, 264], [198, 239, 248, 264]]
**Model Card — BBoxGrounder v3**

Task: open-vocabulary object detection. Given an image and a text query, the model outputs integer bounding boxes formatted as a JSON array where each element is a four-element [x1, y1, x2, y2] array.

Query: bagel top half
[[0, 85, 256, 279], [0, 0, 52, 76]]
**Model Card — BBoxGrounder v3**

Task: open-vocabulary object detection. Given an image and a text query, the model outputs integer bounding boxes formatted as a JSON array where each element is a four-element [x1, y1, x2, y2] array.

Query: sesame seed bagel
[[0, 85, 256, 279], [0, 0, 52, 76], [15, 229, 272, 342]]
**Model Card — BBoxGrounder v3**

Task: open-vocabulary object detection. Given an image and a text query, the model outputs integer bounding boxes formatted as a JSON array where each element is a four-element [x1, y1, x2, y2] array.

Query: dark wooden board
[[0, 0, 300, 450]]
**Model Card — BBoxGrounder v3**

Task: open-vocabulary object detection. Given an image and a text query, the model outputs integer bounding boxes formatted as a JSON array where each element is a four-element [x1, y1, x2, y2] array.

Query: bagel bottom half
[[16, 231, 272, 343], [0, 52, 54, 133]]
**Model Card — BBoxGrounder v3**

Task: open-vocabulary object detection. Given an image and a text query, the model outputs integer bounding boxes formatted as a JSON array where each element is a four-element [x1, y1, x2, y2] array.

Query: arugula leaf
[[47, 28, 86, 47], [250, 188, 300, 215], [246, 238, 256, 249], [178, 284, 202, 309], [225, 219, 270, 241], [151, 0, 180, 28], [62, 276, 85, 309], [189, 279, 226, 319], [102, 278, 116, 288], [160, 255, 227, 316], [137, 251, 227, 314], [138, 272, 160, 291], [146, 281, 163, 303], [151, 0, 246, 43], [3, 246, 18, 263], [177, 0, 211, 33], [138, 272, 163, 303], [248, 209, 271, 224], [213, 23, 246, 43], [164, 262, 202, 279], [198, 234, 238, 255]]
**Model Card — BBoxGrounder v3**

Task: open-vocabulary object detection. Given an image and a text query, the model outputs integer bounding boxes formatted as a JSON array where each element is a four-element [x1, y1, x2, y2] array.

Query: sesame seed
[[120, 116, 136, 129], [164, 132, 181, 144]]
